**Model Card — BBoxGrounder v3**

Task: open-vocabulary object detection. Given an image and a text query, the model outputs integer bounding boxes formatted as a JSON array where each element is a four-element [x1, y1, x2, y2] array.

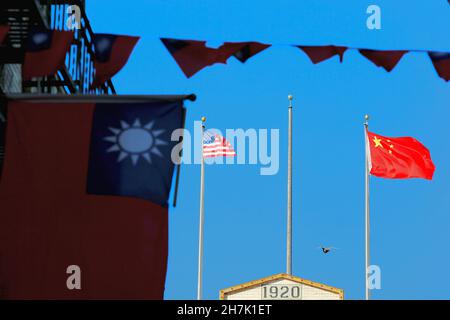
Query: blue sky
[[87, 1, 450, 299]]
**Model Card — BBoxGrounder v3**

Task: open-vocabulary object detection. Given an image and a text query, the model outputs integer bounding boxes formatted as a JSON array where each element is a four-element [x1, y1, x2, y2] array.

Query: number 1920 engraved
[[261, 284, 302, 300]]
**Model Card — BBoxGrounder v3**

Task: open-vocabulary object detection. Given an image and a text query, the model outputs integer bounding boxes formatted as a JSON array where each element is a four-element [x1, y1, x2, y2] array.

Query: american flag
[[202, 131, 236, 158]]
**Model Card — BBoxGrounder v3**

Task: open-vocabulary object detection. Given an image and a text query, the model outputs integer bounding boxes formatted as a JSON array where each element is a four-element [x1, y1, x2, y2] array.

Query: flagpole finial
[[201, 116, 206, 123], [288, 95, 293, 109], [365, 114, 369, 121], [364, 114, 369, 127]]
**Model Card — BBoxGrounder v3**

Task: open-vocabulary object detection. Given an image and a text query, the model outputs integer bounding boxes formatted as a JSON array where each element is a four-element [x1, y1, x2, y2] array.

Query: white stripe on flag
[[202, 132, 236, 158]]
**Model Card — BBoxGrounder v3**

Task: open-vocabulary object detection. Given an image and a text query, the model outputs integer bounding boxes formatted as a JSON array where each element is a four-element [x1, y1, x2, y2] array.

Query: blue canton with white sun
[[104, 119, 167, 166], [87, 101, 184, 206]]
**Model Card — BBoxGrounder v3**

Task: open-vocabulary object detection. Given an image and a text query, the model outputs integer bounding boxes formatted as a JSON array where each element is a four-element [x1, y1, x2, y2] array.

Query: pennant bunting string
[[160, 37, 450, 82]]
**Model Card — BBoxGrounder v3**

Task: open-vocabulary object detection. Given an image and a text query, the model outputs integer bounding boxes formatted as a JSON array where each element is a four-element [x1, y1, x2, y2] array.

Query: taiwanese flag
[[359, 49, 408, 72], [428, 51, 450, 82], [161, 38, 266, 77], [366, 130, 435, 180], [92, 34, 140, 88], [22, 29, 74, 80], [0, 25, 9, 44], [297, 45, 348, 64], [0, 96, 186, 299], [229, 41, 270, 63], [161, 38, 237, 77]]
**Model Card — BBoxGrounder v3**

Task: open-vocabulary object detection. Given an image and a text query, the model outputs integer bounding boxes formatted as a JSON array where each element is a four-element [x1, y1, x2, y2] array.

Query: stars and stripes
[[202, 131, 236, 158]]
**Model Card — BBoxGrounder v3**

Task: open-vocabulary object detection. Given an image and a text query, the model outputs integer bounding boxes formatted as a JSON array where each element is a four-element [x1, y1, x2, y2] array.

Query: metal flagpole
[[287, 95, 293, 275], [197, 116, 206, 300], [173, 107, 187, 207], [364, 114, 370, 300]]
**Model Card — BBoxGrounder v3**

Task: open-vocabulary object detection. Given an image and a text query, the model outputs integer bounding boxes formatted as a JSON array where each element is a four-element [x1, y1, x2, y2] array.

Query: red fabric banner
[[230, 42, 271, 63], [298, 45, 347, 64], [428, 52, 450, 82], [161, 38, 269, 77], [359, 49, 408, 72], [161, 37, 449, 81], [367, 130, 435, 180], [0, 25, 9, 44], [22, 31, 74, 80], [92, 35, 140, 88], [0, 101, 168, 299]]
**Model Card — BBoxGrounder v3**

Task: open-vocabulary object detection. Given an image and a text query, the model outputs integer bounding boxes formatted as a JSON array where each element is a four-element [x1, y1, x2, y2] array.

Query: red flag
[[0, 100, 169, 299], [160, 38, 237, 77], [229, 42, 270, 63], [22, 30, 74, 80], [298, 45, 347, 64], [202, 132, 236, 158], [92, 34, 140, 88], [0, 25, 9, 44], [161, 38, 266, 77], [428, 52, 450, 82], [359, 49, 408, 72], [366, 130, 435, 180]]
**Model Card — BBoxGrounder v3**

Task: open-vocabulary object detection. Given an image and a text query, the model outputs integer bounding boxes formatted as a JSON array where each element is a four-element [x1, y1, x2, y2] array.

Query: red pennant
[[428, 52, 450, 82], [92, 35, 140, 88], [298, 45, 347, 64], [0, 25, 9, 44], [22, 30, 74, 80], [161, 39, 237, 77], [161, 39, 268, 77], [359, 49, 408, 72], [228, 42, 270, 63]]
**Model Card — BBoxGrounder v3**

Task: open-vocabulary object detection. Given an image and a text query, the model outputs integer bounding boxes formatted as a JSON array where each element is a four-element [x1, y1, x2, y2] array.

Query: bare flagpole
[[364, 114, 370, 300], [287, 95, 293, 275], [197, 116, 206, 300]]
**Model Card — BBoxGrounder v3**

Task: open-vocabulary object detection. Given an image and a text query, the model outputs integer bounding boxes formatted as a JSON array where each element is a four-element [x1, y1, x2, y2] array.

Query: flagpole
[[287, 95, 293, 275], [173, 107, 187, 207], [197, 116, 206, 300], [364, 114, 370, 300]]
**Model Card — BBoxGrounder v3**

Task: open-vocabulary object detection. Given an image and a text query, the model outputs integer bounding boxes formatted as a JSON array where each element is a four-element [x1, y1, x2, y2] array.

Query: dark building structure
[[1, 0, 114, 171]]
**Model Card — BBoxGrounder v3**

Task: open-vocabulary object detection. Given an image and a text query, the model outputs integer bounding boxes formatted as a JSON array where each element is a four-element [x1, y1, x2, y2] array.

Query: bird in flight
[[318, 246, 339, 254]]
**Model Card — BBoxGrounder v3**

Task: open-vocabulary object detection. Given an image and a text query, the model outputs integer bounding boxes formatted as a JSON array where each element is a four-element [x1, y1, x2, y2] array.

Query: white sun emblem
[[103, 119, 167, 165]]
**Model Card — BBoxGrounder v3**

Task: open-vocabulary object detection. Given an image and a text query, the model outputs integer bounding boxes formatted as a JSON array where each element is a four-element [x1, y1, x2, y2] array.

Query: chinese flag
[[366, 130, 435, 180]]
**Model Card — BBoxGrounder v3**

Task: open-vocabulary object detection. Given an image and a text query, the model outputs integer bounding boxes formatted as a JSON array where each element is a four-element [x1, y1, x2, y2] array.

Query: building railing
[[0, 0, 115, 94], [0, 0, 116, 174]]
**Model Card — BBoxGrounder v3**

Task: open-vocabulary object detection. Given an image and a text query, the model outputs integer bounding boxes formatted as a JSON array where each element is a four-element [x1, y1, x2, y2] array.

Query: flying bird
[[318, 246, 338, 254]]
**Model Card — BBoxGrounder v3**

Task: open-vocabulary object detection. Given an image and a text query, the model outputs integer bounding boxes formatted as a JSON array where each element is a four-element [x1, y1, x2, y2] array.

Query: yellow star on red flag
[[372, 136, 383, 148]]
